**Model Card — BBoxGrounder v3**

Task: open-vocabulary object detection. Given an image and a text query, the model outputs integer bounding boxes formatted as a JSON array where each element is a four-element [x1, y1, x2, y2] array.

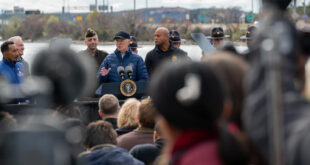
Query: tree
[[3, 15, 22, 39], [20, 15, 44, 40]]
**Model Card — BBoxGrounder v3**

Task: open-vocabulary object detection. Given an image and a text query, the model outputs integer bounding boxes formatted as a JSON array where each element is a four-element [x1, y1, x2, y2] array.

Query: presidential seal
[[120, 79, 137, 97]]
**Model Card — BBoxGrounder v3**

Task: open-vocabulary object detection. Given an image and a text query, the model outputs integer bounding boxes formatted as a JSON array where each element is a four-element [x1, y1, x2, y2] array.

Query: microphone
[[125, 66, 133, 80], [117, 66, 125, 80]]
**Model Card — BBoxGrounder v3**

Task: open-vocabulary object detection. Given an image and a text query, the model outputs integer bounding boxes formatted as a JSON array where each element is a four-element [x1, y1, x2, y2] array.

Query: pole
[[103, 0, 105, 12], [134, 0, 136, 11], [252, 0, 254, 14], [67, 0, 70, 13], [107, 0, 109, 12], [146, 0, 148, 8], [63, 0, 65, 13], [95, 0, 98, 10], [293, 0, 297, 19], [263, 9, 287, 165], [133, 0, 136, 21], [304, 0, 306, 15], [133, 0, 136, 35]]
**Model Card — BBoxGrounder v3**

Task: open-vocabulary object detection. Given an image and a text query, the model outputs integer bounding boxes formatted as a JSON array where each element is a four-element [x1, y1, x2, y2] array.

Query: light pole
[[294, 0, 296, 13], [304, 0, 307, 15], [252, 0, 254, 14], [133, 0, 136, 36]]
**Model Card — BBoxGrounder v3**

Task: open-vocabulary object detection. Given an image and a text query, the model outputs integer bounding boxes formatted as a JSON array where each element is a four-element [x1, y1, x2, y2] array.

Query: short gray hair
[[8, 36, 22, 43], [98, 94, 119, 115]]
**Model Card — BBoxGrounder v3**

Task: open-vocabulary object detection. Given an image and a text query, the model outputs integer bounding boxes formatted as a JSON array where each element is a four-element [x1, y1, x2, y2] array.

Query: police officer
[[129, 36, 139, 54], [240, 26, 257, 49], [207, 27, 228, 48], [240, 26, 257, 61], [169, 30, 182, 48]]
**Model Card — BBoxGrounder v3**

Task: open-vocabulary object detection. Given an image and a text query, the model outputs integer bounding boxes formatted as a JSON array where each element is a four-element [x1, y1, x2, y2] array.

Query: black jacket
[[129, 139, 164, 165], [145, 42, 189, 77], [104, 118, 118, 129], [116, 126, 137, 136]]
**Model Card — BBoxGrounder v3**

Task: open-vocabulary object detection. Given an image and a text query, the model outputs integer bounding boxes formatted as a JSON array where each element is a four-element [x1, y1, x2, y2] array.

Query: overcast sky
[[1, 0, 309, 13]]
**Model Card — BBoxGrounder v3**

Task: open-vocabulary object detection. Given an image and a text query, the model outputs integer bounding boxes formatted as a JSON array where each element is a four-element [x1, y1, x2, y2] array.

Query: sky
[[0, 0, 309, 13]]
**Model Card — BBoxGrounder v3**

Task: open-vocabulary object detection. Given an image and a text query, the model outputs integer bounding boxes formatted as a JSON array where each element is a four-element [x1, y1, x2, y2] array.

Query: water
[[0, 42, 248, 67]]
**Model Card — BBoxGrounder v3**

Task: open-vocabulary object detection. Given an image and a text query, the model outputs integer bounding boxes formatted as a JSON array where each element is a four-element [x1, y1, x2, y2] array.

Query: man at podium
[[96, 31, 148, 95]]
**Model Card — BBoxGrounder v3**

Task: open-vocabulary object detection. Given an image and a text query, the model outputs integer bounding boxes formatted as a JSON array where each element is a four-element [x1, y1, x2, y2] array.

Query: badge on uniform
[[120, 79, 137, 97], [172, 55, 178, 61]]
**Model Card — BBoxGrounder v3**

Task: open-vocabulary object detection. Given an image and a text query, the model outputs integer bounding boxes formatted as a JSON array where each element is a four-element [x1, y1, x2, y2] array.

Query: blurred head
[[98, 94, 119, 116], [84, 120, 117, 149], [84, 28, 98, 52], [8, 36, 24, 57], [1, 41, 18, 62], [54, 104, 81, 120], [117, 98, 140, 128], [114, 31, 131, 53], [154, 27, 170, 47], [202, 51, 249, 129], [137, 98, 156, 129], [153, 122, 162, 142], [149, 61, 225, 131], [0, 111, 16, 131], [262, 0, 291, 11], [31, 47, 89, 106]]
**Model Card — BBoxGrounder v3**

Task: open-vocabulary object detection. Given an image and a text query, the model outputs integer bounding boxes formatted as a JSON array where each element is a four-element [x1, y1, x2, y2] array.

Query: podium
[[99, 81, 148, 100]]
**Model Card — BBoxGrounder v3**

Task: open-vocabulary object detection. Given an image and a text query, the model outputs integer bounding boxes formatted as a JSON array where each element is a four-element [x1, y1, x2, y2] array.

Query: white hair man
[[8, 36, 30, 76]]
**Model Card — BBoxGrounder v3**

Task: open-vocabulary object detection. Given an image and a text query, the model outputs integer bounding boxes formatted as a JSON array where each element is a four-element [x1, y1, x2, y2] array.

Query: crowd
[[2, 0, 310, 164]]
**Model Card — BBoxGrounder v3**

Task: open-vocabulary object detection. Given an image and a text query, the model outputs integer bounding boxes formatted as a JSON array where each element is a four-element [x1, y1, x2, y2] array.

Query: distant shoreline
[[0, 39, 246, 46]]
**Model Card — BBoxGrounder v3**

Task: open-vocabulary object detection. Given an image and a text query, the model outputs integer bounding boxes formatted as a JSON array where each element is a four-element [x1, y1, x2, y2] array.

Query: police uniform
[[129, 36, 139, 49], [145, 41, 189, 77], [169, 30, 181, 43], [240, 26, 257, 61], [207, 27, 230, 46]]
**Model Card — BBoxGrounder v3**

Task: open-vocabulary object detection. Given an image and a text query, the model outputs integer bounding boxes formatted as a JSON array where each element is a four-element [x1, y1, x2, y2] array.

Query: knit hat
[[148, 61, 225, 130]]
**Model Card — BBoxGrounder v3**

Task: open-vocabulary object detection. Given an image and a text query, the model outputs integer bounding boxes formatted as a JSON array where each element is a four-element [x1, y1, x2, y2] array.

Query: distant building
[[14, 6, 24, 14], [25, 10, 41, 15], [138, 7, 189, 24], [3, 10, 13, 15]]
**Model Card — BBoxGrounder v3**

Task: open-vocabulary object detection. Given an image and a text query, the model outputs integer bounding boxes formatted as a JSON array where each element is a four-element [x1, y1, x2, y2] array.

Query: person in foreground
[[79, 120, 143, 165], [149, 61, 248, 165]]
